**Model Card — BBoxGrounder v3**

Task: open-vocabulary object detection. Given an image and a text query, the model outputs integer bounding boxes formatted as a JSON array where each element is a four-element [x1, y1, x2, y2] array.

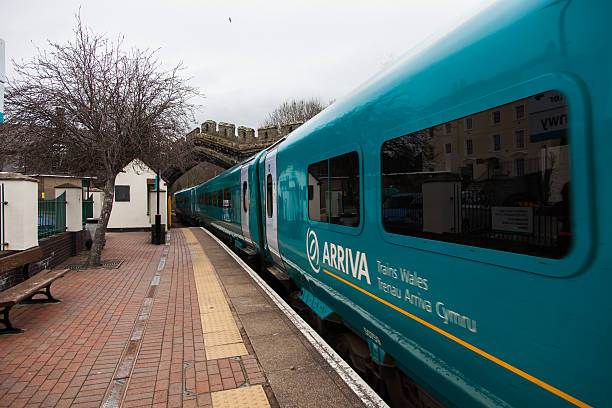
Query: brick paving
[[0, 231, 267, 407]]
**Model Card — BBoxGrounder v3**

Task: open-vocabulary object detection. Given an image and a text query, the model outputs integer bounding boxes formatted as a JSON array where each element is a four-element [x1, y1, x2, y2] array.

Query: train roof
[[275, 0, 550, 151]]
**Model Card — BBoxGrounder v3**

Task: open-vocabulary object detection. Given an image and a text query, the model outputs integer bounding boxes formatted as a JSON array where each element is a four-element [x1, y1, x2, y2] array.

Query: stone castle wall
[[187, 119, 304, 144]]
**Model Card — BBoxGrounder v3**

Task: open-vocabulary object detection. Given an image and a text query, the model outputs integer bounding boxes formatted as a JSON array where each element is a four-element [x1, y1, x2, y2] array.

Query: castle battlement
[[188, 119, 304, 143]]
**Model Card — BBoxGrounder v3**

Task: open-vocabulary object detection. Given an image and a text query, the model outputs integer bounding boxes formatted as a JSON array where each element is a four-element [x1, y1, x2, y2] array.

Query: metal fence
[[38, 192, 67, 239], [82, 194, 93, 222], [384, 187, 565, 257], [452, 187, 563, 256]]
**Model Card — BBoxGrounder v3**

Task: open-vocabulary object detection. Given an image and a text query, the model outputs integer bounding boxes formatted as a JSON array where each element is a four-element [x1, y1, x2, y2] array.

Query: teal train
[[175, 1, 608, 406]]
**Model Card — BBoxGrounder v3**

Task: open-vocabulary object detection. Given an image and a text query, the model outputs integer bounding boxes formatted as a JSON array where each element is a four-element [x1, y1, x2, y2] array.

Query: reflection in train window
[[381, 91, 571, 259], [308, 159, 328, 222], [308, 152, 360, 227], [330, 152, 360, 227], [223, 188, 231, 208], [243, 182, 248, 212]]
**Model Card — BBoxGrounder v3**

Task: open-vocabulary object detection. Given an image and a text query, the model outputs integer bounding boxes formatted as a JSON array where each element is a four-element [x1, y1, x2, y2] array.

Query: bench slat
[[0, 269, 68, 307], [0, 247, 44, 275]]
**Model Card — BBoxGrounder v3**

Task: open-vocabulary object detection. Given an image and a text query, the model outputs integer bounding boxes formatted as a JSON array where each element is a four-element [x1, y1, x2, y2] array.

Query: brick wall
[[0, 230, 85, 291]]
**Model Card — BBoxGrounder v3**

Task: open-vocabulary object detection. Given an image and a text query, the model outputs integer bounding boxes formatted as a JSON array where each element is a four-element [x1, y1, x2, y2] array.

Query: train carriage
[[175, 1, 610, 406]]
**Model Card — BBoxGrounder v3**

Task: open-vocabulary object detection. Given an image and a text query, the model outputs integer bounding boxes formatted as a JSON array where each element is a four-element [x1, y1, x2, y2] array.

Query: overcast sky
[[2, 0, 492, 132]]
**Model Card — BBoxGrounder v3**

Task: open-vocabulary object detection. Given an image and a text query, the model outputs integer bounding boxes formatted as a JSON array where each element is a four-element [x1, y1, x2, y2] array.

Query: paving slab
[[0, 227, 376, 408]]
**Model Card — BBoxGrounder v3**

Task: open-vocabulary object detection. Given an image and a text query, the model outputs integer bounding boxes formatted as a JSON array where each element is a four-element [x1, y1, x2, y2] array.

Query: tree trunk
[[86, 173, 117, 266]]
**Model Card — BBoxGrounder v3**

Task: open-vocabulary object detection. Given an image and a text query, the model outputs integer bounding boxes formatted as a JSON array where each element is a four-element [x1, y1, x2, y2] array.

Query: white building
[[108, 159, 168, 230], [1, 38, 5, 123]]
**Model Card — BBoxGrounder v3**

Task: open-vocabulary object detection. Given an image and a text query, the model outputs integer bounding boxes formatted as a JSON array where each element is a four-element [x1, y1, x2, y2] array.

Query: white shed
[[107, 159, 168, 230]]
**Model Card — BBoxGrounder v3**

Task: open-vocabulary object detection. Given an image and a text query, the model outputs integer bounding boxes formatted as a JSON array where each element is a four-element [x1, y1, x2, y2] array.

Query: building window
[[465, 117, 473, 130], [379, 90, 571, 259], [204, 124, 209, 132], [308, 151, 360, 227], [445, 123, 452, 135], [515, 129, 525, 148], [115, 185, 130, 202], [492, 110, 501, 124], [445, 143, 452, 154], [224, 129, 227, 136], [492, 134, 501, 151], [515, 158, 525, 176], [515, 104, 525, 120]]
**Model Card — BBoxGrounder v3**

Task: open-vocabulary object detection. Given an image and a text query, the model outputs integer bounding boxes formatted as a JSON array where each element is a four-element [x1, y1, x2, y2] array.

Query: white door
[[240, 166, 252, 244], [265, 149, 284, 266]]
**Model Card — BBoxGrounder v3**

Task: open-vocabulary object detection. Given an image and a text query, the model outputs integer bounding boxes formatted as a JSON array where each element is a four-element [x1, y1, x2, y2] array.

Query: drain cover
[[66, 259, 124, 270]]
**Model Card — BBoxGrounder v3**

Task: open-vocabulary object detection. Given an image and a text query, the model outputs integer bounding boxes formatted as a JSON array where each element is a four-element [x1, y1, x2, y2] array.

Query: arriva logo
[[306, 228, 320, 273], [305, 229, 371, 285]]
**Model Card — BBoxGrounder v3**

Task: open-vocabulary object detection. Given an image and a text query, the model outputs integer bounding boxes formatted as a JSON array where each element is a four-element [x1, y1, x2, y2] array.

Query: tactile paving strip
[[211, 385, 270, 408], [204, 330, 244, 346], [183, 229, 248, 359]]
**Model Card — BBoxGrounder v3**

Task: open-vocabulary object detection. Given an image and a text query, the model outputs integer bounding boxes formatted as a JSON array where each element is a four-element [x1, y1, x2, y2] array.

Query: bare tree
[[261, 97, 331, 129], [3, 16, 198, 266]]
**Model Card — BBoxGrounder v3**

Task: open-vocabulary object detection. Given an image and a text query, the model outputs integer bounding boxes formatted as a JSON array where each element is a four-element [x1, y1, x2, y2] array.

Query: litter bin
[[151, 214, 166, 245], [85, 218, 99, 250]]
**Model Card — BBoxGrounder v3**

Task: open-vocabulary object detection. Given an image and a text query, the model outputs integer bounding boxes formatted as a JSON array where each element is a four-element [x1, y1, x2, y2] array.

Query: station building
[[107, 159, 168, 230]]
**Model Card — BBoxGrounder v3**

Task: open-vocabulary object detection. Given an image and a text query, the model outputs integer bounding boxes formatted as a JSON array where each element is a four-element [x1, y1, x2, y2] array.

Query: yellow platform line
[[183, 229, 248, 360]]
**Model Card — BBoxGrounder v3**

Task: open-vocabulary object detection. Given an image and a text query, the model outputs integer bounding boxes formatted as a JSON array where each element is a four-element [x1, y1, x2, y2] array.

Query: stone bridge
[[165, 119, 304, 185]]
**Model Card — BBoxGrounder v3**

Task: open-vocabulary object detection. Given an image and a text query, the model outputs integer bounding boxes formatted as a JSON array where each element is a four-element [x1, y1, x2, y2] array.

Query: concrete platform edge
[[199, 227, 389, 408]]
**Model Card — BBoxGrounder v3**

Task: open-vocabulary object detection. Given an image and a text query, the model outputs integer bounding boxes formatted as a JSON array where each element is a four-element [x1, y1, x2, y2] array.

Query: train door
[[264, 149, 284, 266], [240, 166, 252, 244]]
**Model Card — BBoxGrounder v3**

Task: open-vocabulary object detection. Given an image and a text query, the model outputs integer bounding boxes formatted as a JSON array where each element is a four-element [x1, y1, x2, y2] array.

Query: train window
[[242, 182, 248, 212], [223, 188, 231, 208], [266, 174, 273, 217], [213, 191, 217, 207], [330, 152, 360, 227], [308, 159, 328, 222], [217, 190, 222, 208], [308, 152, 360, 226], [381, 90, 571, 259]]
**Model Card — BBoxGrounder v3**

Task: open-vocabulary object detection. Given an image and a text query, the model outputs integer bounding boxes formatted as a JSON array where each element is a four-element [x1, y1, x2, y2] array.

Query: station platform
[[0, 228, 383, 407]]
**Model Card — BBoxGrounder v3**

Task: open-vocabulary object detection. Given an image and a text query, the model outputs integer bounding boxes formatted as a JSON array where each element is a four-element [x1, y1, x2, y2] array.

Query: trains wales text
[[376, 261, 477, 333]]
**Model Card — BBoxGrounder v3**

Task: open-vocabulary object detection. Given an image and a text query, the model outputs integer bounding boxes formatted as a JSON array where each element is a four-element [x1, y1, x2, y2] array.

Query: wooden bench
[[0, 247, 68, 334]]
